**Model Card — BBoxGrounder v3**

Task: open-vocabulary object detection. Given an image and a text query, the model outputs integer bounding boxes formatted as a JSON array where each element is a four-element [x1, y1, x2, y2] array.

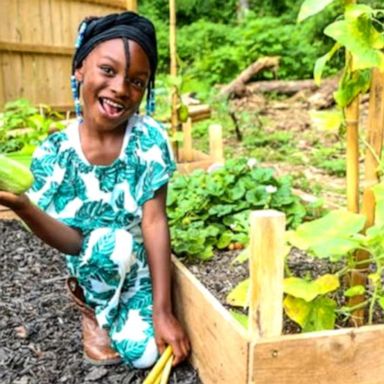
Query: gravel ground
[[0, 220, 200, 384]]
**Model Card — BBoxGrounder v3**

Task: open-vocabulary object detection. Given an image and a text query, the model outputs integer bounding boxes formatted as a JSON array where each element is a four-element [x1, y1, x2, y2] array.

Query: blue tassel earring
[[146, 87, 156, 116], [71, 20, 87, 120]]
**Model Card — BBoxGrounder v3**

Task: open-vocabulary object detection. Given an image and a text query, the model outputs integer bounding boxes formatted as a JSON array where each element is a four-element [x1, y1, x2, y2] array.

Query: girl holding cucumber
[[0, 11, 190, 368]]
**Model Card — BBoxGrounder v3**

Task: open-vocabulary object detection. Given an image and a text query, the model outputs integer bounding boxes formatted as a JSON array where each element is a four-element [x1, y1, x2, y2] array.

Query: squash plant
[[228, 188, 384, 332], [167, 158, 307, 261]]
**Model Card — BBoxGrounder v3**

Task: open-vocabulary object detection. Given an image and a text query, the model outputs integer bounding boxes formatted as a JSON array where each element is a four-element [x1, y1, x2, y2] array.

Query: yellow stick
[[160, 355, 174, 384], [143, 346, 173, 384]]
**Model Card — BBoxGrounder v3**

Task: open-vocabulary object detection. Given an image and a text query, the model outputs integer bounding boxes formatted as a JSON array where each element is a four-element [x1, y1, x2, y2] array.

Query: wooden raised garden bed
[[171, 210, 384, 384]]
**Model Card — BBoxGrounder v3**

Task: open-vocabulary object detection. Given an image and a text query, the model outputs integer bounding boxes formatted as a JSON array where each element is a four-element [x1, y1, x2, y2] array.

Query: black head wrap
[[72, 12, 158, 112]]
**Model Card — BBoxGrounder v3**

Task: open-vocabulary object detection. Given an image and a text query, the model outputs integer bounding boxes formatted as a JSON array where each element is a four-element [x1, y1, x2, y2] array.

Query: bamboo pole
[[181, 117, 193, 162], [344, 0, 359, 214], [126, 0, 137, 11], [248, 210, 286, 340], [349, 69, 384, 325], [169, 0, 179, 160], [209, 124, 224, 163]]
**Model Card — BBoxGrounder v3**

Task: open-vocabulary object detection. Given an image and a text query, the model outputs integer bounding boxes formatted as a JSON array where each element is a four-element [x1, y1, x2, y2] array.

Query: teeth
[[103, 98, 124, 110]]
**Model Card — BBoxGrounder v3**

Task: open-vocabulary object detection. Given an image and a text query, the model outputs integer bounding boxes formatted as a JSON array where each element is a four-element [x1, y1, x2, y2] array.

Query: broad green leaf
[[286, 209, 366, 258], [309, 110, 343, 132], [284, 277, 319, 302], [284, 295, 336, 332], [226, 278, 250, 308], [313, 274, 340, 295], [324, 17, 384, 71], [217, 231, 233, 249], [344, 285, 365, 297], [314, 43, 341, 85], [284, 295, 312, 328], [297, 0, 336, 23], [345, 4, 374, 21], [229, 309, 248, 329], [302, 297, 337, 332], [334, 69, 372, 108], [284, 274, 339, 302], [312, 237, 361, 261]]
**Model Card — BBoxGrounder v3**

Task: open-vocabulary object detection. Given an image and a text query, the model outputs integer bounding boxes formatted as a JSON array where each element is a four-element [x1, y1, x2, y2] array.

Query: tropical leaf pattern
[[26, 115, 175, 368]]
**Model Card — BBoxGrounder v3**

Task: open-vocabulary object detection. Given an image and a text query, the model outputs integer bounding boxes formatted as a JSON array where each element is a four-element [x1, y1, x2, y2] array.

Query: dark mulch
[[0, 220, 200, 384]]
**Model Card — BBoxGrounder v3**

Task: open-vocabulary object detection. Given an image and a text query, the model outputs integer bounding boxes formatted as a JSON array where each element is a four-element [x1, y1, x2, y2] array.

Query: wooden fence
[[0, 0, 128, 111]]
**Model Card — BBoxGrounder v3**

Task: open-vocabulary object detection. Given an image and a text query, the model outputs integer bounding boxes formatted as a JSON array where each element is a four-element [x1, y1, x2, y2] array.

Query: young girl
[[0, 11, 190, 369]]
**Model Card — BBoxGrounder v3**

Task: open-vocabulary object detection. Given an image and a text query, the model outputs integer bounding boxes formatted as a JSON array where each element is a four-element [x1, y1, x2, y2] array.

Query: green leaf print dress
[[26, 114, 176, 368]]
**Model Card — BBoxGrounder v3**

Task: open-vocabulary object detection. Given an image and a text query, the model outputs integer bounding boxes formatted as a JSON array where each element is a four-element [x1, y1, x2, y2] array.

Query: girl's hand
[[153, 311, 191, 366], [0, 191, 30, 212]]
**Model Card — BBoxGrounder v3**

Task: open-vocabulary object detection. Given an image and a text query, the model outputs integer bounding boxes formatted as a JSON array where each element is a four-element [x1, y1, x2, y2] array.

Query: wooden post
[[126, 0, 137, 11], [349, 69, 384, 325], [181, 117, 193, 162], [209, 124, 224, 163], [248, 210, 286, 340], [169, 0, 179, 160]]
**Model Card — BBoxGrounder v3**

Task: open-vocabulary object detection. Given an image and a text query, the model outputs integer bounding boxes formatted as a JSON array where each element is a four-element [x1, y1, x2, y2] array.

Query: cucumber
[[0, 154, 34, 194]]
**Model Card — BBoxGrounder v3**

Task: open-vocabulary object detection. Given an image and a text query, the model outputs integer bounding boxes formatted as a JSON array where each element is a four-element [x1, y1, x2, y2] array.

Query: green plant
[[299, 0, 384, 107], [227, 198, 384, 331], [0, 99, 64, 154], [167, 158, 306, 261]]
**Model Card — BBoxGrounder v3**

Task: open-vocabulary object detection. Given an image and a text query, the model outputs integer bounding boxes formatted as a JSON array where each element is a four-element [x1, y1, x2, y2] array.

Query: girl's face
[[75, 38, 151, 131]]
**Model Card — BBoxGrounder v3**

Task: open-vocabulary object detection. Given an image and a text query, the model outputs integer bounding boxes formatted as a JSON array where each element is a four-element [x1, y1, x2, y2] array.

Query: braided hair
[[71, 12, 158, 117]]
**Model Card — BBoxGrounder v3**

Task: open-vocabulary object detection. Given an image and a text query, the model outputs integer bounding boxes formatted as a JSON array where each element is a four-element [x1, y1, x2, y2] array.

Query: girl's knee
[[131, 337, 158, 369], [113, 336, 158, 369]]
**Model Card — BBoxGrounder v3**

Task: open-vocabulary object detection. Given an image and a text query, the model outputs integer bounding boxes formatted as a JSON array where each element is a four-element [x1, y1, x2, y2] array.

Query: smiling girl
[[0, 12, 190, 369]]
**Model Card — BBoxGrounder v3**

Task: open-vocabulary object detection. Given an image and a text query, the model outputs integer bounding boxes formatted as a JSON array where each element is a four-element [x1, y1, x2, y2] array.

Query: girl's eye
[[100, 66, 114, 76], [130, 78, 146, 90]]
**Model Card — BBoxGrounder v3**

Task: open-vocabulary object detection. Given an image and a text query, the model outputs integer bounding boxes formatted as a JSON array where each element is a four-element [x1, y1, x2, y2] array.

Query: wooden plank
[[172, 256, 249, 384], [0, 41, 74, 56], [208, 124, 224, 163], [126, 0, 138, 11], [79, 0, 126, 8], [250, 324, 384, 384]]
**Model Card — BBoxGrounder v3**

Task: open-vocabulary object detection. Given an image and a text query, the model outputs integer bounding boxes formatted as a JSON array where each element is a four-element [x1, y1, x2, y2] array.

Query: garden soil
[[0, 220, 201, 384]]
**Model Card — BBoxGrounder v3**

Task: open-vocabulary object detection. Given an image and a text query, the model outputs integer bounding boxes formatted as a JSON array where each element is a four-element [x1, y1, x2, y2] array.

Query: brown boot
[[66, 277, 121, 366]]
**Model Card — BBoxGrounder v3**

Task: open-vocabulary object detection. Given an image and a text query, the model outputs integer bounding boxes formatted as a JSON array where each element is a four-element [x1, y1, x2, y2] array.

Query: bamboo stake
[[181, 117, 193, 162], [345, 96, 360, 213], [169, 0, 179, 160], [126, 0, 137, 11], [248, 210, 286, 340], [344, 0, 359, 214], [208, 124, 224, 163], [349, 69, 384, 325]]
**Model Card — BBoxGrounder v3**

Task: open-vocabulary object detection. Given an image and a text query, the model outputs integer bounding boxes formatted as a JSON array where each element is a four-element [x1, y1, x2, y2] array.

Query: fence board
[[0, 0, 127, 109]]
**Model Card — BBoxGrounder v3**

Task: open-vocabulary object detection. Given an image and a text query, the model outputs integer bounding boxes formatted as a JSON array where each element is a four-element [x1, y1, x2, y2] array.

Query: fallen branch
[[246, 79, 319, 95], [220, 56, 280, 97]]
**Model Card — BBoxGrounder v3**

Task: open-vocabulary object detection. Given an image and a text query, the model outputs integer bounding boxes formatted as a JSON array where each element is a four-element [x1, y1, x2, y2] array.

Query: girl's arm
[[0, 191, 83, 255], [141, 185, 190, 365]]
